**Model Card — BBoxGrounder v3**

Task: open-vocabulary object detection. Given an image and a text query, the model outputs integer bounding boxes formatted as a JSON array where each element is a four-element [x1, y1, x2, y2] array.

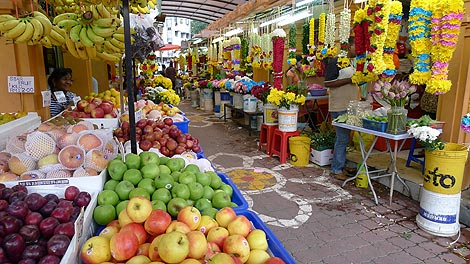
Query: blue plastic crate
[[175, 115, 190, 134], [236, 210, 296, 264], [362, 118, 388, 132], [217, 172, 249, 211]]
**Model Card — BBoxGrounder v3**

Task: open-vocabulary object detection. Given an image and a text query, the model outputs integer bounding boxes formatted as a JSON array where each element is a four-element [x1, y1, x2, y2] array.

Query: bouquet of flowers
[[462, 113, 470, 133], [152, 75, 173, 90], [145, 87, 180, 106], [373, 79, 417, 107], [250, 83, 271, 104], [267, 88, 306, 110], [198, 80, 209, 88], [407, 124, 445, 151]]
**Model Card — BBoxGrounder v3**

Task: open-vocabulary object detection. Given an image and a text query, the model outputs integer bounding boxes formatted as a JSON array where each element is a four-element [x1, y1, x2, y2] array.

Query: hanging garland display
[[260, 33, 273, 70], [337, 8, 351, 69], [231, 37, 241, 72], [248, 32, 262, 69], [187, 50, 193, 71], [302, 23, 309, 55], [241, 37, 248, 66], [222, 40, 232, 70], [368, 0, 391, 77], [272, 28, 286, 89], [425, 0, 464, 94], [325, 12, 337, 58], [308, 18, 315, 55], [352, 7, 368, 84], [316, 13, 326, 60], [381, 1, 403, 81], [218, 40, 224, 65], [178, 54, 186, 71], [287, 24, 297, 65], [408, 0, 432, 85]]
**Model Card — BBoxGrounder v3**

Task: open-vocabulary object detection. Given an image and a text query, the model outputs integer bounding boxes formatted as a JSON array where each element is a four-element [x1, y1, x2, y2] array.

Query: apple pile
[[113, 118, 202, 156], [83, 197, 285, 264], [83, 88, 122, 109], [93, 152, 236, 227], [0, 185, 92, 264], [63, 98, 119, 119], [134, 100, 183, 120]]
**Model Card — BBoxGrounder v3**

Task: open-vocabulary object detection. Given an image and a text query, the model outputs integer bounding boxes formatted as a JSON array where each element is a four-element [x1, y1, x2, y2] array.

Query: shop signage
[[42, 91, 51, 107], [8, 76, 34, 93]]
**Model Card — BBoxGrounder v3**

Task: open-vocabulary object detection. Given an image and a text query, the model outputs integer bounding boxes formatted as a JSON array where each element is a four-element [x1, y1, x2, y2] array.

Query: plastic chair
[[269, 128, 300, 163], [258, 124, 278, 155], [406, 138, 425, 174]]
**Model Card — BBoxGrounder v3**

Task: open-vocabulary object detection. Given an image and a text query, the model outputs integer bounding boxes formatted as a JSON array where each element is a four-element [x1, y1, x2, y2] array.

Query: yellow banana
[[95, 42, 104, 53], [33, 12, 52, 35], [95, 18, 116, 28], [52, 25, 67, 39], [97, 51, 120, 62], [49, 26, 66, 44], [86, 25, 104, 44], [150, 0, 157, 5], [91, 25, 114, 38], [79, 26, 94, 47], [104, 40, 121, 53], [97, 4, 111, 18], [48, 34, 63, 46], [65, 37, 80, 58], [0, 19, 20, 32], [69, 24, 82, 42], [14, 21, 34, 43], [148, 1, 155, 9], [29, 17, 44, 43], [138, 0, 148, 8], [4, 20, 26, 40], [112, 33, 124, 42], [110, 37, 124, 50], [137, 6, 149, 14], [75, 41, 88, 60], [115, 26, 135, 35], [92, 6, 100, 21], [0, 14, 16, 23], [57, 19, 80, 30], [85, 46, 97, 58], [53, 13, 78, 24], [40, 36, 53, 48], [130, 7, 139, 14]]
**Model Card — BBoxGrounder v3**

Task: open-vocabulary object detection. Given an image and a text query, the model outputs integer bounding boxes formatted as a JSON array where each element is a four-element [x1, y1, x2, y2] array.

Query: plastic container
[[217, 172, 249, 211], [309, 88, 327, 96], [81, 117, 119, 129], [235, 210, 296, 264], [362, 118, 388, 132], [289, 136, 311, 166], [278, 106, 298, 132], [0, 112, 41, 150], [175, 115, 191, 134]]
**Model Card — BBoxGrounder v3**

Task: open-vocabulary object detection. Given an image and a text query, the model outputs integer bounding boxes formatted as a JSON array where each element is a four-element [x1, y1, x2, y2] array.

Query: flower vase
[[386, 106, 407, 134], [277, 105, 299, 132], [297, 80, 308, 97]]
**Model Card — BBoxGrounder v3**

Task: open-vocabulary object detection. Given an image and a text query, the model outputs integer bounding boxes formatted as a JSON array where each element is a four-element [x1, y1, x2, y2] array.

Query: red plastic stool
[[269, 128, 300, 163], [258, 124, 278, 155]]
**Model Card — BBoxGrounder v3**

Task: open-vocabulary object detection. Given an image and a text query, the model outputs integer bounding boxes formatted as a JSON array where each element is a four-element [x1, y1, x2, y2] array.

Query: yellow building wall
[[63, 53, 93, 98], [91, 60, 110, 93]]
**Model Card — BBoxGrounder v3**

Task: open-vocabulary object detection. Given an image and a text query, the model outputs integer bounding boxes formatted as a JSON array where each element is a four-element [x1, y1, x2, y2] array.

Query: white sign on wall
[[8, 76, 35, 93]]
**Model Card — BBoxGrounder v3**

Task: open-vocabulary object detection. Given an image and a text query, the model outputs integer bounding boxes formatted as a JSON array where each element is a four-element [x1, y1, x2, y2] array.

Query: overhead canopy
[[160, 0, 249, 24]]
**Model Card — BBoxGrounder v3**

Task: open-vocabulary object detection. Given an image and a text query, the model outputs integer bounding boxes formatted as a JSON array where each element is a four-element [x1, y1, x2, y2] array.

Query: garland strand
[[368, 0, 391, 76], [352, 7, 368, 84], [309, 18, 315, 55], [337, 8, 351, 69], [272, 29, 286, 89], [231, 37, 241, 72], [287, 24, 297, 65], [426, 0, 464, 94], [381, 1, 403, 81], [302, 23, 309, 55], [261, 33, 273, 70], [325, 12, 337, 58]]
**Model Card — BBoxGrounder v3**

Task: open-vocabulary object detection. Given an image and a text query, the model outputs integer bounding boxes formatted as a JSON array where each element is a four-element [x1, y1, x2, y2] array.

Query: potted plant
[[307, 121, 335, 166]]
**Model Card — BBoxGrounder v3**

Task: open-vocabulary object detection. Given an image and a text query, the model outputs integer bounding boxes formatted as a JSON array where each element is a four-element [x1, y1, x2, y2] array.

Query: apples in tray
[[63, 98, 118, 119]]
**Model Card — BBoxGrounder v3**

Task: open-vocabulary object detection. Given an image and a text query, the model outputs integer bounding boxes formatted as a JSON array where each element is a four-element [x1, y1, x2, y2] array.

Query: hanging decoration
[[425, 0, 464, 94], [241, 37, 248, 66], [368, 0, 391, 77], [248, 32, 262, 69], [187, 49, 193, 71], [337, 7, 351, 69], [222, 39, 232, 70], [308, 18, 315, 56], [287, 24, 297, 65], [408, 0, 432, 85], [325, 12, 337, 58], [302, 23, 309, 55], [272, 28, 286, 89], [316, 13, 326, 60], [231, 37, 241, 72], [381, 1, 403, 81], [218, 40, 224, 65], [178, 54, 186, 71], [260, 33, 273, 70], [352, 7, 368, 84]]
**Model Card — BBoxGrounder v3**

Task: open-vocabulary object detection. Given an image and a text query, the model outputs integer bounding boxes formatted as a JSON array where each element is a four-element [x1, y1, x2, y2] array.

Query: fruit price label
[[54, 91, 67, 103], [8, 76, 35, 93], [74, 207, 85, 252], [135, 109, 142, 122], [42, 90, 51, 107]]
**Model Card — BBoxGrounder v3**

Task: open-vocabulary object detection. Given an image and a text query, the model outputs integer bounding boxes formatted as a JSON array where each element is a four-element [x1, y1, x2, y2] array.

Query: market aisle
[[180, 101, 470, 264]]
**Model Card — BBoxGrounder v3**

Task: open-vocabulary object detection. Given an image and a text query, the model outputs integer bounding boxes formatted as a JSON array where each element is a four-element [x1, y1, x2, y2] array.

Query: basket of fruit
[[362, 116, 388, 132]]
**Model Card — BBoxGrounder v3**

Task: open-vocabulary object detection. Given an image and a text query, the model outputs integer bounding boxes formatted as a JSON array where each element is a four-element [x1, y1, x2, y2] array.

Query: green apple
[[171, 171, 181, 182], [125, 153, 141, 169], [139, 151, 160, 167], [187, 182, 204, 201], [202, 185, 215, 200], [183, 164, 200, 174], [167, 197, 188, 217], [138, 178, 155, 195], [123, 169, 142, 186], [93, 204, 116, 226], [201, 207, 218, 219], [103, 179, 120, 191], [212, 190, 231, 208], [115, 180, 135, 200], [115, 200, 129, 216], [195, 172, 211, 186], [209, 171, 222, 189], [171, 183, 190, 200], [174, 157, 186, 171], [219, 183, 233, 198], [97, 190, 120, 206], [195, 198, 212, 211], [186, 199, 194, 206], [229, 202, 238, 207], [179, 171, 196, 185], [159, 156, 170, 165], [166, 158, 184, 172], [140, 163, 160, 179], [151, 200, 166, 211], [159, 164, 172, 176], [107, 159, 127, 181], [154, 174, 175, 190], [114, 154, 122, 161], [152, 188, 172, 204], [129, 187, 151, 200]]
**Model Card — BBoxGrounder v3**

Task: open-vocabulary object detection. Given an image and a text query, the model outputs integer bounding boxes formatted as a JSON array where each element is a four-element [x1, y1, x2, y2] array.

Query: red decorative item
[[272, 37, 285, 89]]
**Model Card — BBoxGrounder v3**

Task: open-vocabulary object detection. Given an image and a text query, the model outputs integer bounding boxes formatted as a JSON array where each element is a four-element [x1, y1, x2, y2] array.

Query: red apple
[[264, 257, 286, 264], [109, 232, 139, 261], [91, 98, 102, 105], [84, 103, 96, 114], [76, 100, 89, 112], [223, 234, 250, 263], [227, 215, 252, 237], [215, 207, 237, 228], [99, 103, 113, 114], [91, 108, 105, 118], [120, 223, 148, 245], [144, 209, 172, 236], [177, 206, 201, 231], [186, 230, 208, 259], [204, 242, 221, 261]]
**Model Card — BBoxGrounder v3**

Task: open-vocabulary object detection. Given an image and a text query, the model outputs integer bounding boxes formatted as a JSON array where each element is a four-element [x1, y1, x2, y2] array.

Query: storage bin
[[362, 118, 388, 132], [174, 115, 191, 134]]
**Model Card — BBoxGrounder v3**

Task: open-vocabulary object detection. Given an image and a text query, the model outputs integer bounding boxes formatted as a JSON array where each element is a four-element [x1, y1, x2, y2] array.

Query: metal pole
[[122, 0, 137, 153]]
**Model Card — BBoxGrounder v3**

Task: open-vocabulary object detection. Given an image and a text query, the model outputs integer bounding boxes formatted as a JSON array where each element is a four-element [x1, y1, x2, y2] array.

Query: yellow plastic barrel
[[289, 136, 311, 166], [423, 143, 469, 195]]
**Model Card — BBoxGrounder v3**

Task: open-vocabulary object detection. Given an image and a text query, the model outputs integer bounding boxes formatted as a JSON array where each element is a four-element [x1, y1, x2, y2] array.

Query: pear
[[38, 154, 59, 168]]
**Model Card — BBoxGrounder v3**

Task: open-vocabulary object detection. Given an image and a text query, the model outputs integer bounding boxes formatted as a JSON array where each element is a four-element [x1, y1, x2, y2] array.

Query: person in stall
[[324, 37, 359, 181], [285, 54, 304, 86], [165, 61, 177, 89], [48, 68, 78, 117]]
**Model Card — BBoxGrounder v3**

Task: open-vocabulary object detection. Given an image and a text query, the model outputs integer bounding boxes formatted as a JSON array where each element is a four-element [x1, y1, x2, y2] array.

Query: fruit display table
[[223, 103, 263, 136]]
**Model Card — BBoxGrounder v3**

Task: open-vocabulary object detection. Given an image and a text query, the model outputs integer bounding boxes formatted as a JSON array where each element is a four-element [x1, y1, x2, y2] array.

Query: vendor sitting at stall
[[49, 68, 77, 117]]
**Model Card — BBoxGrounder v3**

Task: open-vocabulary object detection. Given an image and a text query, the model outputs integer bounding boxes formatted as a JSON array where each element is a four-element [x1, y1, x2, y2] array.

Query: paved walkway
[[180, 101, 470, 264]]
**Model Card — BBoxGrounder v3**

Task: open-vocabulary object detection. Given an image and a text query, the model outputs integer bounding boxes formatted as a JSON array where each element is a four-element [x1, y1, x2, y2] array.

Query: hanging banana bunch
[[0, 11, 52, 45]]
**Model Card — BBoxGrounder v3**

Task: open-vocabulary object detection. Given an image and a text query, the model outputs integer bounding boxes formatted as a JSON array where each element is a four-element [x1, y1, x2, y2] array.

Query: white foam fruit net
[[66, 120, 95, 133], [73, 167, 96, 177], [57, 132, 79, 149], [102, 139, 118, 161], [46, 128, 66, 142], [77, 131, 104, 152], [9, 153, 37, 175], [38, 163, 68, 174], [83, 149, 108, 172], [46, 169, 72, 179], [21, 170, 46, 180], [25, 131, 56, 160], [6, 135, 27, 154], [58, 145, 85, 170]]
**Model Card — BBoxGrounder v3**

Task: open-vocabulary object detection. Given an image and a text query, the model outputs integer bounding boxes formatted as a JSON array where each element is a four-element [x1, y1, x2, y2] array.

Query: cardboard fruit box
[[310, 148, 333, 166]]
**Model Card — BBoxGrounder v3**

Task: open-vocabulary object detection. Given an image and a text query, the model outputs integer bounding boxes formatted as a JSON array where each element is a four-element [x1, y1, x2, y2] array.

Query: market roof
[[160, 0, 249, 24]]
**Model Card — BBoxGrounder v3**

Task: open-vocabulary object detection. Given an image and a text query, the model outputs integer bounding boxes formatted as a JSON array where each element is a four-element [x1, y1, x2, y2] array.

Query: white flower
[[271, 28, 286, 38]]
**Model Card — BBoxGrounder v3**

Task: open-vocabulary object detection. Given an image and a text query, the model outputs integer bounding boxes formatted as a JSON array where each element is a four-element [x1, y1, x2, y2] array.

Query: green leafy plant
[[308, 121, 336, 151]]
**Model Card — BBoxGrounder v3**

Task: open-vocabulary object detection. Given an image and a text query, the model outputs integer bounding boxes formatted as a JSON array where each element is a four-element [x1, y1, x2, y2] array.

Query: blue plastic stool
[[406, 138, 425, 174]]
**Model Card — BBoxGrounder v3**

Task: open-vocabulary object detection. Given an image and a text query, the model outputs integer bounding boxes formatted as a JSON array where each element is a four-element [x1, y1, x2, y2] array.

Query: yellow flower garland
[[316, 13, 326, 60], [370, 0, 391, 76], [309, 18, 315, 55], [381, 1, 402, 82]]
